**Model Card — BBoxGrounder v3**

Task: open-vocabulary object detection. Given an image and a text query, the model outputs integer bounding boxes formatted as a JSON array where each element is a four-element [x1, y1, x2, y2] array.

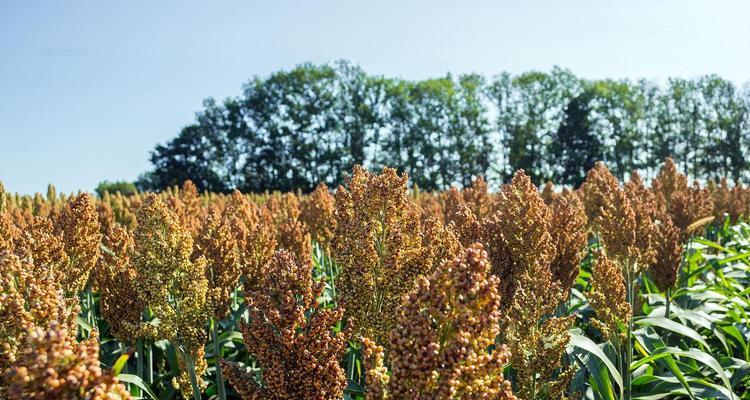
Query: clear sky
[[1, 0, 749, 194]]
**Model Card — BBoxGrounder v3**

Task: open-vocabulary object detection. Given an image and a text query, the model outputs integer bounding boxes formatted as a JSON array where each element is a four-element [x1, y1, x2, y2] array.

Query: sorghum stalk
[[212, 317, 227, 400]]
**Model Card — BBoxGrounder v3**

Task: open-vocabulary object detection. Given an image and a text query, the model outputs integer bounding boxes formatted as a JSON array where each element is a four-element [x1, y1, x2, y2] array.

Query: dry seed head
[[649, 214, 683, 292], [225, 190, 277, 289], [652, 158, 688, 214], [95, 225, 145, 343], [669, 181, 714, 239], [4, 323, 131, 400], [589, 251, 631, 343], [193, 205, 241, 320], [549, 189, 588, 296], [301, 182, 336, 252], [334, 166, 449, 348], [222, 250, 349, 400], [55, 193, 102, 294], [386, 244, 516, 399], [482, 169, 555, 310], [268, 192, 311, 265], [624, 171, 658, 266]]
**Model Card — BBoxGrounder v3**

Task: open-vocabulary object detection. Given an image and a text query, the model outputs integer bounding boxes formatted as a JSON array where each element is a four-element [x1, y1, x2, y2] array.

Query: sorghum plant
[[301, 182, 337, 252], [363, 244, 516, 400], [334, 166, 450, 348], [221, 250, 349, 400], [4, 324, 131, 400]]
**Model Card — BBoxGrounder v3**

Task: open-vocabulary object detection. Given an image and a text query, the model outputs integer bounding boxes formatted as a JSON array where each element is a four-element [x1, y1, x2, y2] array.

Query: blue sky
[[1, 0, 749, 194]]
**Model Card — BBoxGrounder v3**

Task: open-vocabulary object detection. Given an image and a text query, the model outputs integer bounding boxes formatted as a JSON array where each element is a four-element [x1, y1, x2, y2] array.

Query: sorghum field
[[3, 159, 750, 400]]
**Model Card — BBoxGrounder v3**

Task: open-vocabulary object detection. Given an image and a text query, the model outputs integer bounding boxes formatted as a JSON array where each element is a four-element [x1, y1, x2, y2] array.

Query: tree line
[[137, 61, 750, 192]]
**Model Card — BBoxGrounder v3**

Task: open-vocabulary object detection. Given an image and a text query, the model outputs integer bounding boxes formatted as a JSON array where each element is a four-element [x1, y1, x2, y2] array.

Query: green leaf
[[567, 332, 623, 397], [118, 374, 157, 399], [635, 317, 709, 348]]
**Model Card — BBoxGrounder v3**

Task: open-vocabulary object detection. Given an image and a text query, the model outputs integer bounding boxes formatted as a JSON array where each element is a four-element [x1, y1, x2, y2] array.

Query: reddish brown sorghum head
[[55, 193, 102, 295], [168, 180, 204, 237], [361, 337, 390, 400], [443, 187, 484, 248], [13, 216, 69, 281], [193, 205, 240, 320], [95, 225, 146, 343], [541, 181, 558, 205], [582, 162, 638, 266], [549, 189, 588, 296], [5, 324, 130, 400], [221, 250, 349, 400], [334, 166, 451, 348], [649, 214, 683, 292], [624, 171, 658, 266], [225, 190, 276, 289], [385, 244, 516, 399], [651, 158, 688, 214], [301, 182, 336, 252], [482, 169, 555, 310], [589, 251, 631, 344], [267, 192, 311, 265], [669, 181, 714, 239]]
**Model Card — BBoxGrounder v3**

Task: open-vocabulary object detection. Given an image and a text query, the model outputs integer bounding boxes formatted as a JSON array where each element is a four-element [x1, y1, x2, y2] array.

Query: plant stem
[[136, 338, 144, 398], [146, 341, 153, 384], [212, 318, 227, 400], [624, 263, 634, 400], [665, 288, 671, 319], [327, 252, 337, 306]]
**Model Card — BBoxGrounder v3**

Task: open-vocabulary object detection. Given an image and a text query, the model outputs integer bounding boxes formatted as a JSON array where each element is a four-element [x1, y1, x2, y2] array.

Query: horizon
[[2, 0, 750, 194]]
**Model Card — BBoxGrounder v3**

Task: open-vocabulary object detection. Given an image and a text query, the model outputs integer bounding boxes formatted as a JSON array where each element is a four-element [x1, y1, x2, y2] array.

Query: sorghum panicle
[[649, 214, 683, 292], [549, 188, 588, 296], [267, 192, 312, 265], [4, 324, 131, 400], [301, 182, 336, 252], [334, 166, 449, 348], [222, 250, 349, 400], [55, 193, 102, 294], [624, 171, 658, 266], [651, 158, 688, 214], [669, 181, 714, 239], [386, 244, 516, 399], [225, 190, 276, 289], [194, 205, 241, 320], [589, 251, 631, 344], [482, 169, 555, 310]]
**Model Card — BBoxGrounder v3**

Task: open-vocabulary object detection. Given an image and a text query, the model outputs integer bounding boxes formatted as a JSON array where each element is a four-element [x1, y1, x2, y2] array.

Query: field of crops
[[3, 158, 750, 400]]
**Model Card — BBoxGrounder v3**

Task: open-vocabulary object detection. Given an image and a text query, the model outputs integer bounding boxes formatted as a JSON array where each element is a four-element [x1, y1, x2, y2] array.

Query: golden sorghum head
[[267, 192, 311, 265], [652, 158, 688, 214], [541, 181, 558, 205], [462, 176, 492, 220], [132, 194, 209, 397], [386, 244, 516, 399], [649, 214, 683, 292], [55, 193, 102, 294], [5, 324, 131, 400], [95, 225, 145, 343], [482, 169, 555, 310], [669, 181, 714, 239], [193, 205, 240, 320], [583, 162, 638, 265], [13, 216, 69, 280], [361, 337, 390, 400], [549, 189, 588, 296], [224, 190, 276, 288], [334, 166, 449, 348], [589, 251, 631, 344], [168, 180, 204, 237], [624, 171, 658, 266], [443, 188, 484, 247], [222, 250, 349, 400], [96, 200, 116, 235], [0, 210, 19, 255], [505, 259, 575, 399], [301, 182, 336, 252]]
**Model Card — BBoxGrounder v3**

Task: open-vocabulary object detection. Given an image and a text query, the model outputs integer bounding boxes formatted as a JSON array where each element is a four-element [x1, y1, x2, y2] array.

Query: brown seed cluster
[[193, 205, 241, 320], [334, 166, 453, 348], [549, 189, 588, 295], [222, 250, 349, 400], [588, 252, 631, 343], [377, 244, 516, 399], [669, 181, 714, 239], [267, 192, 311, 265], [96, 225, 145, 343], [55, 193, 102, 294], [4, 324, 131, 400], [301, 182, 337, 252], [224, 190, 277, 289], [649, 216, 683, 292]]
